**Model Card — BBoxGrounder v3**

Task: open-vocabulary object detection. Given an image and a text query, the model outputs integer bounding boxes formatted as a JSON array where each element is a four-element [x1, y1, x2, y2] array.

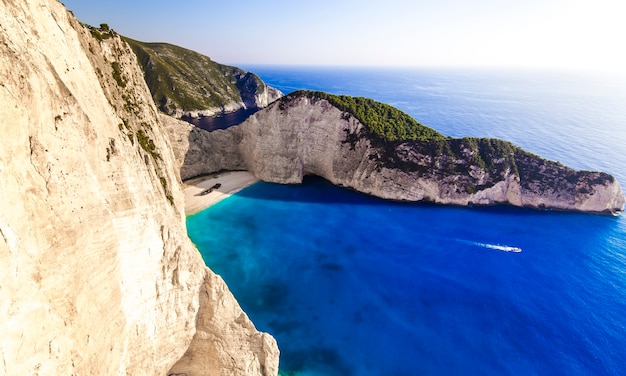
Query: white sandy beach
[[184, 171, 258, 215]]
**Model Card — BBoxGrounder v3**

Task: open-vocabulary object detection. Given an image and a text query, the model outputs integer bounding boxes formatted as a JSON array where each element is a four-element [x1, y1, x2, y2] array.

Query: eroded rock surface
[[166, 93, 624, 214], [0, 1, 278, 374]]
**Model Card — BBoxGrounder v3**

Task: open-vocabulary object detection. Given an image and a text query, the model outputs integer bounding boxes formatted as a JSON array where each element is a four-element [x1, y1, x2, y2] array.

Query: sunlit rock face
[[236, 94, 623, 214], [0, 0, 278, 375], [166, 93, 623, 214]]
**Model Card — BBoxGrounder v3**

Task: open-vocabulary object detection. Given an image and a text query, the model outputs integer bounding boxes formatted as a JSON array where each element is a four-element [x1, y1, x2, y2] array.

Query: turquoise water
[[187, 68, 626, 375]]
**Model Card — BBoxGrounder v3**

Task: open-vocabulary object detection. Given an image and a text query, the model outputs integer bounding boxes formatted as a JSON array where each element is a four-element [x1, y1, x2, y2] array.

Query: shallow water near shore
[[187, 68, 626, 375]]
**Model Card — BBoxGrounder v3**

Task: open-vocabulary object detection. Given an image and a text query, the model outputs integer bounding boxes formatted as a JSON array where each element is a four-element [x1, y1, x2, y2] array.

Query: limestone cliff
[[167, 92, 624, 215], [0, 1, 278, 375]]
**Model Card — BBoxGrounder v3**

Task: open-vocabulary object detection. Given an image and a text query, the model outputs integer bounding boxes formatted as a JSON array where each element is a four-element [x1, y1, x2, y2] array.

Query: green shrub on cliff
[[111, 61, 127, 88], [288, 91, 446, 142], [84, 23, 114, 42]]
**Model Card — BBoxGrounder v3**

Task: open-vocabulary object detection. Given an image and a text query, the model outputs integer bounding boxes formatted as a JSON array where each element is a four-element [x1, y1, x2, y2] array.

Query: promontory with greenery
[[123, 37, 281, 116], [263, 90, 621, 212], [283, 90, 446, 141]]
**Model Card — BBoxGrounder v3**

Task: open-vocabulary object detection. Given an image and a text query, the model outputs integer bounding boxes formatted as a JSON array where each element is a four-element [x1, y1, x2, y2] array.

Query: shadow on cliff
[[179, 115, 250, 180], [227, 175, 393, 206], [229, 175, 466, 208], [230, 175, 614, 219]]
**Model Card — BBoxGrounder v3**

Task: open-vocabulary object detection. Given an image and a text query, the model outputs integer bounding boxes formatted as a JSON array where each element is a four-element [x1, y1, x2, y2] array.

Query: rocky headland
[[168, 91, 625, 215], [124, 37, 283, 119]]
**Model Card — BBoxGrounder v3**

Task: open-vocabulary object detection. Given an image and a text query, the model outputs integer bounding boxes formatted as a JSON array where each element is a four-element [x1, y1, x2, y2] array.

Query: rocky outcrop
[[0, 1, 278, 375], [238, 71, 283, 110], [167, 93, 624, 214], [169, 272, 280, 376], [124, 38, 283, 119]]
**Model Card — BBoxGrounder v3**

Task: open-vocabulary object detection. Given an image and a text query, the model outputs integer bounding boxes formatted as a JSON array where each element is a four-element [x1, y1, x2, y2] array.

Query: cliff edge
[[167, 91, 624, 214], [0, 1, 278, 375]]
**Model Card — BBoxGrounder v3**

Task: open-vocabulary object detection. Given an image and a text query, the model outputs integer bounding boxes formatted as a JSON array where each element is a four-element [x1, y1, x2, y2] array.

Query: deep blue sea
[[187, 67, 626, 375]]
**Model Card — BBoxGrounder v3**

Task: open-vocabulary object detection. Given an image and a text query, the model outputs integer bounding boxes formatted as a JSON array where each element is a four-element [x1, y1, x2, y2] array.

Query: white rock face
[[239, 96, 624, 214], [252, 84, 283, 109], [174, 102, 242, 119], [166, 94, 624, 214], [0, 1, 278, 375]]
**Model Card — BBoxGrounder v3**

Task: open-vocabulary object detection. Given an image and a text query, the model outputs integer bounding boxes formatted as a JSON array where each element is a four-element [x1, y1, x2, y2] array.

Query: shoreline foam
[[183, 171, 258, 215]]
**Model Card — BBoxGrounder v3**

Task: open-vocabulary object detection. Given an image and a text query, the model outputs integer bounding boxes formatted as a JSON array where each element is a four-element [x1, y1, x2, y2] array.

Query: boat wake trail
[[477, 243, 522, 253], [457, 239, 522, 253]]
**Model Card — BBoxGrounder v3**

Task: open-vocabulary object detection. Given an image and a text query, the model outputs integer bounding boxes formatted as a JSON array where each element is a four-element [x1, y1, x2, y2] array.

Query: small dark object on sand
[[198, 183, 222, 196]]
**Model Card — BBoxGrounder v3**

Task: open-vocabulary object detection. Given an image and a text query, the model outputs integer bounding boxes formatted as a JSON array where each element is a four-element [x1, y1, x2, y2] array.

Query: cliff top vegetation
[[123, 37, 267, 114], [285, 90, 446, 142]]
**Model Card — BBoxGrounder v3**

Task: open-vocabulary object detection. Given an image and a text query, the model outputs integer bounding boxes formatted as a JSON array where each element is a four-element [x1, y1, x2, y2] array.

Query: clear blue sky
[[62, 0, 625, 73]]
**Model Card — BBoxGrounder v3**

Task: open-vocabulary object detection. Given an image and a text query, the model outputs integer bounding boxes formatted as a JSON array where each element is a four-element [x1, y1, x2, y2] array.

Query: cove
[[187, 176, 626, 375]]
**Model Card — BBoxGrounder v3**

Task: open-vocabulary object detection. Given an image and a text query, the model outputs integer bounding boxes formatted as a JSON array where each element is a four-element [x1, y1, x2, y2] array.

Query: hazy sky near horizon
[[62, 0, 625, 73]]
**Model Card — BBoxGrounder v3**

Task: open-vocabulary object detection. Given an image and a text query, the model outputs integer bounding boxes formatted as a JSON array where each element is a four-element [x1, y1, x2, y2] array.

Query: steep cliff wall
[[166, 93, 624, 214], [0, 1, 277, 375]]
